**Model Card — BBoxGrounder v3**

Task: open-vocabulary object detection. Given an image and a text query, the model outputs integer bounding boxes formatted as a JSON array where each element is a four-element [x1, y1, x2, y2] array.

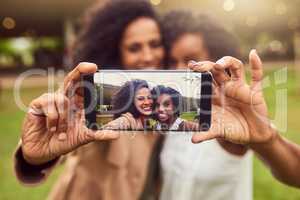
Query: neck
[[164, 116, 177, 129]]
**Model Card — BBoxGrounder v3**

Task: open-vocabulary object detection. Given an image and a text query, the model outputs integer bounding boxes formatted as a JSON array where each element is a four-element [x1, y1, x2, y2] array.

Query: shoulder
[[121, 112, 134, 120], [178, 118, 198, 131]]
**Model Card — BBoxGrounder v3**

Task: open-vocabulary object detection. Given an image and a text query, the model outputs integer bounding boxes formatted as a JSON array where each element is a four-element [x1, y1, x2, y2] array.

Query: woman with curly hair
[[160, 10, 252, 200], [14, 1, 165, 199], [151, 85, 198, 131], [73, 0, 166, 68]]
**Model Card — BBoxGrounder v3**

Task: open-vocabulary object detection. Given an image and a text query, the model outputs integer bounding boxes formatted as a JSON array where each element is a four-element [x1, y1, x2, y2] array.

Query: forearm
[[250, 129, 300, 187]]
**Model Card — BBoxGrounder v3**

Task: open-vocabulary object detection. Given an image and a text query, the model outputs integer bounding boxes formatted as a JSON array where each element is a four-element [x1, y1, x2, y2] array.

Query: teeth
[[159, 114, 167, 118]]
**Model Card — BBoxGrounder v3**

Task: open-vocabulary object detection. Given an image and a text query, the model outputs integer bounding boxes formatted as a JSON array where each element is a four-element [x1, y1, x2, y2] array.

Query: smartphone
[[83, 70, 212, 132]]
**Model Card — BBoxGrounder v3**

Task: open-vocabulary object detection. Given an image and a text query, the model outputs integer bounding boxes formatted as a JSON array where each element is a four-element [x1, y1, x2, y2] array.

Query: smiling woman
[[102, 79, 154, 131]]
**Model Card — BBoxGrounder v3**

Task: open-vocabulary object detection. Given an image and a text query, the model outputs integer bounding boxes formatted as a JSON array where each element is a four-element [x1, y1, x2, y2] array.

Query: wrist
[[249, 124, 280, 151], [22, 146, 58, 166]]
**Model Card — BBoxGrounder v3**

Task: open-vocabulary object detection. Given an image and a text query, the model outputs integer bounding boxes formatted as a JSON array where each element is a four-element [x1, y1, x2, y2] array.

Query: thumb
[[191, 130, 219, 144], [249, 49, 263, 87]]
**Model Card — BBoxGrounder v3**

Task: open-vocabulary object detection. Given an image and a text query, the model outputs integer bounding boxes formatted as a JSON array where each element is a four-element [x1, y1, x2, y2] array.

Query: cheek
[[122, 51, 139, 66], [166, 105, 175, 115], [134, 99, 140, 108], [155, 48, 165, 62], [149, 99, 154, 105]]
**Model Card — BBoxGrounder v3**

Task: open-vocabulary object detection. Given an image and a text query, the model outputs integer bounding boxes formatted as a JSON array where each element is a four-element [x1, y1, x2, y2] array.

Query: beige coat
[[14, 113, 160, 200]]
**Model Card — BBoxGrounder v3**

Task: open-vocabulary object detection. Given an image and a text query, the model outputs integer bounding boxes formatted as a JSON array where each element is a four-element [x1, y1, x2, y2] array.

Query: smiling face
[[169, 33, 209, 69], [120, 17, 165, 69], [134, 87, 153, 116], [155, 94, 176, 123]]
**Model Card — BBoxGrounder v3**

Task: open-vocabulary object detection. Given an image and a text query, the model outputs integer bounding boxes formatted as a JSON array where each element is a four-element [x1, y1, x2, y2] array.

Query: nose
[[158, 104, 165, 112], [144, 98, 152, 106], [142, 47, 155, 65]]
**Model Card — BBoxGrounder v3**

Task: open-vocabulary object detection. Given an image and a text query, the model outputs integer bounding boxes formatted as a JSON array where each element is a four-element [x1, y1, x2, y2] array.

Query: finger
[[87, 129, 120, 141], [188, 61, 215, 72], [191, 130, 219, 143], [34, 94, 59, 132], [188, 61, 231, 86], [54, 93, 70, 133], [249, 49, 263, 89], [61, 62, 98, 95], [210, 68, 231, 86], [216, 56, 245, 81]]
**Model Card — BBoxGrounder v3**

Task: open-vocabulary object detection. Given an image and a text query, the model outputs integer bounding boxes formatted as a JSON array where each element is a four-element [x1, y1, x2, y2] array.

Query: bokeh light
[[150, 0, 162, 6], [269, 40, 283, 52], [2, 17, 16, 30], [223, 0, 235, 12]]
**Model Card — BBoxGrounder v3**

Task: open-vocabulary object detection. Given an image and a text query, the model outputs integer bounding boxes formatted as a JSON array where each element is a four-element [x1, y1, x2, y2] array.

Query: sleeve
[[102, 113, 135, 130], [13, 142, 60, 186]]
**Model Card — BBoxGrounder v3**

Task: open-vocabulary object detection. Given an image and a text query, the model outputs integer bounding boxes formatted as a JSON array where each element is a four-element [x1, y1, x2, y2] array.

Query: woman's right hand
[[21, 62, 119, 165]]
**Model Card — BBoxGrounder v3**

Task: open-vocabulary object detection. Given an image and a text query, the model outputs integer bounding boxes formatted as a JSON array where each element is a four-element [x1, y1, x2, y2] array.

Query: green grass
[[0, 87, 62, 200], [0, 68, 300, 199]]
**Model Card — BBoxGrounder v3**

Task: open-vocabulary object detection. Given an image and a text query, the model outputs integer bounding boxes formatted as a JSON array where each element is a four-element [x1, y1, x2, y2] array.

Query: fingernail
[[216, 59, 225, 65], [58, 133, 67, 141], [188, 60, 197, 65], [50, 127, 56, 132]]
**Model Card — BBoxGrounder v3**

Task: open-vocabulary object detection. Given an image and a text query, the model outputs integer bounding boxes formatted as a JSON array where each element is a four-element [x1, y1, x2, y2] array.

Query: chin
[[158, 118, 168, 122]]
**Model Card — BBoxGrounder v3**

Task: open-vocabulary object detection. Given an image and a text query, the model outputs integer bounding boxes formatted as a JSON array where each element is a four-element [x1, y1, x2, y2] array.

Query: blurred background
[[1, 0, 300, 199]]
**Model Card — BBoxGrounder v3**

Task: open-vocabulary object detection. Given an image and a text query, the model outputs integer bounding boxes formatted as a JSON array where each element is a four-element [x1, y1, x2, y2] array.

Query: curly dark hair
[[72, 0, 166, 69], [111, 79, 150, 119], [151, 85, 182, 119], [162, 10, 241, 62]]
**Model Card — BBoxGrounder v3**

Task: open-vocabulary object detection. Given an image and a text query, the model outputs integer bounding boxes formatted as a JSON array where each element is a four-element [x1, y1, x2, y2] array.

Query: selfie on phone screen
[[84, 70, 212, 132]]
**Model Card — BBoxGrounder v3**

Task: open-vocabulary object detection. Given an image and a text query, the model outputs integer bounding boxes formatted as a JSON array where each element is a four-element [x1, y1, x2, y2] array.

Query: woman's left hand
[[189, 50, 276, 145]]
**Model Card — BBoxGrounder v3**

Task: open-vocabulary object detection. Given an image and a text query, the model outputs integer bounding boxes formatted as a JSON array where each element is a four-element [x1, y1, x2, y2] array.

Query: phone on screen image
[[83, 70, 212, 132]]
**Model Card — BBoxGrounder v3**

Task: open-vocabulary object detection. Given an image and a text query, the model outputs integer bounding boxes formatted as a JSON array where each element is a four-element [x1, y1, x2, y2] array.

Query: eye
[[149, 39, 162, 49], [137, 96, 145, 101], [128, 43, 142, 53], [163, 101, 170, 107]]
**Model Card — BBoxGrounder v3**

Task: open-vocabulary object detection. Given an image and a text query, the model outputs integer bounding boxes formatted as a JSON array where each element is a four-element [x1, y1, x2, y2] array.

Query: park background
[[1, 0, 300, 199]]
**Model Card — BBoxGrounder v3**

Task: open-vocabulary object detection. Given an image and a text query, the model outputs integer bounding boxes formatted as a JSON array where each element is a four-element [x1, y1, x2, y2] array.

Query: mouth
[[158, 113, 168, 121], [141, 106, 152, 112]]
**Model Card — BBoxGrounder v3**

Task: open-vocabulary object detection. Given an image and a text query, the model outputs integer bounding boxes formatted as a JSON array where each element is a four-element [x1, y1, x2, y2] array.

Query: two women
[[14, 1, 300, 200]]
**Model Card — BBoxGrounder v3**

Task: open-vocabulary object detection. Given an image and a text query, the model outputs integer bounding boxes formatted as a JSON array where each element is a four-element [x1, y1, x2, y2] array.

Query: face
[[120, 17, 165, 69], [134, 87, 153, 116], [155, 94, 175, 123], [169, 33, 209, 69]]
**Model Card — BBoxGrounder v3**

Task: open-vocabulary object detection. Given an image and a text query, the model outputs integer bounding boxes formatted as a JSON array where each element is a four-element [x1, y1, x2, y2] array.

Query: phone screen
[[83, 70, 212, 132]]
